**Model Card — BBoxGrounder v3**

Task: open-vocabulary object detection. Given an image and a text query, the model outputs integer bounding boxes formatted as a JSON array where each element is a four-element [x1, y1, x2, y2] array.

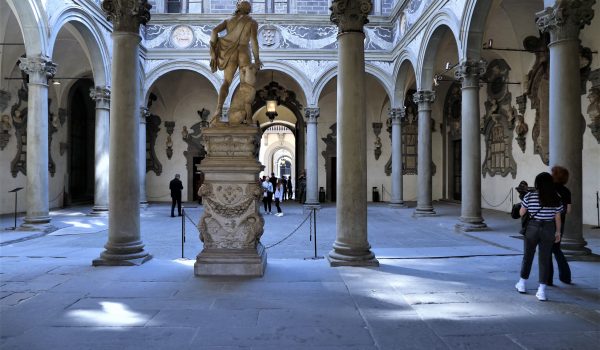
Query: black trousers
[[263, 194, 272, 212], [274, 198, 281, 213], [171, 197, 182, 216], [548, 213, 571, 284], [520, 220, 555, 283]]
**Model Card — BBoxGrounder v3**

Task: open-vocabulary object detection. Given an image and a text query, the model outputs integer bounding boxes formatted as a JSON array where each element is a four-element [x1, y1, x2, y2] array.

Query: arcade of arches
[[1, 0, 599, 264]]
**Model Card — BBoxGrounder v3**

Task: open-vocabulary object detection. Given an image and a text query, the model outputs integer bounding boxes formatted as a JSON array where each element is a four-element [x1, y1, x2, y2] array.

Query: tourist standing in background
[[274, 180, 284, 216], [261, 175, 273, 214], [548, 166, 572, 285], [169, 174, 183, 217]]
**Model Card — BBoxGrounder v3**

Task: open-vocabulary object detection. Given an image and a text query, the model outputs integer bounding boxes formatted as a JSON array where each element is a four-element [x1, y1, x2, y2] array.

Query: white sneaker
[[536, 288, 547, 301], [279, 213, 284, 217], [515, 280, 526, 294]]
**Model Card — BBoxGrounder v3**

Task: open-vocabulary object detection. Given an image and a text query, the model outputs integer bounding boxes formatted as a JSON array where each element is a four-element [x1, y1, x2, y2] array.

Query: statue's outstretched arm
[[250, 21, 262, 69]]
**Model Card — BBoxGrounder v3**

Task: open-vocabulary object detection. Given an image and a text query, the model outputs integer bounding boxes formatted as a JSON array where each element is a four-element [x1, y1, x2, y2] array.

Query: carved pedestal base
[[194, 126, 266, 277]]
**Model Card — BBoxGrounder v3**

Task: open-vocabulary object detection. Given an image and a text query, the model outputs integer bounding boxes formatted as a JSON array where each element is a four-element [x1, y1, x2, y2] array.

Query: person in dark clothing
[[169, 174, 184, 217], [282, 177, 288, 201], [549, 166, 572, 285], [287, 176, 293, 200], [515, 172, 563, 301], [269, 172, 277, 191]]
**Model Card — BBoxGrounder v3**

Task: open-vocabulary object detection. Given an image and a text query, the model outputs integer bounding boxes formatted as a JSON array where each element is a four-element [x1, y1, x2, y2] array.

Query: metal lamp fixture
[[265, 71, 278, 122]]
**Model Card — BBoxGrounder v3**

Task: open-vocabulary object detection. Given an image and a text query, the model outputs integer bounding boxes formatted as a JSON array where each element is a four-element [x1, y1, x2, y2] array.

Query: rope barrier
[[49, 189, 64, 204], [481, 188, 512, 208], [265, 210, 312, 249]]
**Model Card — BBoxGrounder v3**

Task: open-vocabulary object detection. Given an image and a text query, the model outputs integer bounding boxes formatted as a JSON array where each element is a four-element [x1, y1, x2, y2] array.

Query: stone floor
[[0, 201, 599, 350]]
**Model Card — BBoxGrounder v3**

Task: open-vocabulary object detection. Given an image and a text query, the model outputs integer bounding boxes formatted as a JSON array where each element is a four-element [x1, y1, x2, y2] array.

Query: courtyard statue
[[209, 0, 262, 124]]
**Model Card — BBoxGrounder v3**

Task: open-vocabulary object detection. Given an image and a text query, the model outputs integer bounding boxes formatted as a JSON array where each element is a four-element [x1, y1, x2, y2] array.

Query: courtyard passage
[[0, 202, 599, 349]]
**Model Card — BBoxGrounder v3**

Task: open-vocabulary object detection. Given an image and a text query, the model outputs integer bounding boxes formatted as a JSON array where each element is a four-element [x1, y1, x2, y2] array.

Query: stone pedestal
[[195, 126, 267, 276], [537, 1, 594, 255], [90, 86, 110, 216], [389, 108, 406, 208], [455, 60, 487, 232]]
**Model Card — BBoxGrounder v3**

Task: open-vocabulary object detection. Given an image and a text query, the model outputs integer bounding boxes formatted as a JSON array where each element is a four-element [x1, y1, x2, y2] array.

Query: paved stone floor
[[0, 201, 599, 349]]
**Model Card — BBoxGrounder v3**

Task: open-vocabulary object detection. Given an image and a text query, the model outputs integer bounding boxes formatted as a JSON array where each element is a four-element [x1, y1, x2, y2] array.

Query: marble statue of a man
[[210, 0, 262, 121]]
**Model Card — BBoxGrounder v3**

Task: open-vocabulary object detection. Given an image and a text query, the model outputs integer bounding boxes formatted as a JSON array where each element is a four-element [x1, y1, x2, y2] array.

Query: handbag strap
[[528, 207, 543, 220]]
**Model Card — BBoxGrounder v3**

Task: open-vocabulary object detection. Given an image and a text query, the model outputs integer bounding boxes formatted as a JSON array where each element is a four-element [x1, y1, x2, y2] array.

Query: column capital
[[536, 0, 595, 43], [102, 0, 152, 33], [330, 0, 372, 34], [304, 107, 320, 123], [388, 107, 405, 124], [19, 56, 56, 84], [90, 86, 111, 108], [455, 60, 486, 88], [413, 90, 435, 109], [140, 107, 150, 124]]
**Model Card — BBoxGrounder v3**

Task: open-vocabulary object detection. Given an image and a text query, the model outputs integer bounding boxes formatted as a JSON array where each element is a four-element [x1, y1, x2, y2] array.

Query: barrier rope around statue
[[179, 207, 315, 256], [481, 188, 512, 208]]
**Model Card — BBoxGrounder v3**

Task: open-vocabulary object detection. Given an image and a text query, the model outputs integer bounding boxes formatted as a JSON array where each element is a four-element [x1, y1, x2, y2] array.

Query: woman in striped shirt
[[515, 172, 563, 301]]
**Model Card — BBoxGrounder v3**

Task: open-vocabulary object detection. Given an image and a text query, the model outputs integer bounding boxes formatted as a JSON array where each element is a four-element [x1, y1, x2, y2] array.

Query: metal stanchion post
[[304, 207, 323, 260], [181, 208, 185, 258], [6, 187, 23, 230], [593, 191, 600, 230]]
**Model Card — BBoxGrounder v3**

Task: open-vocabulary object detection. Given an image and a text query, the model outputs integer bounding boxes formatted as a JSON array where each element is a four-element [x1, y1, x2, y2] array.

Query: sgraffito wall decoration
[[10, 75, 28, 177], [481, 59, 517, 178], [588, 69, 600, 143]]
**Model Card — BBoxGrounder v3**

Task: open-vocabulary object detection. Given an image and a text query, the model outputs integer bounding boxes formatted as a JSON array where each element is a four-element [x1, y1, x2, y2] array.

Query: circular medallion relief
[[171, 25, 195, 49]]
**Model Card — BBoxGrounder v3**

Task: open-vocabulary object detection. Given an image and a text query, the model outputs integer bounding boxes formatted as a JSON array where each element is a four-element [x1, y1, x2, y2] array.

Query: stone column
[[304, 107, 320, 207], [455, 60, 487, 231], [537, 1, 594, 255], [19, 56, 56, 227], [93, 0, 152, 266], [139, 107, 149, 207], [328, 0, 378, 267], [389, 107, 406, 208], [413, 90, 436, 217], [89, 86, 110, 216]]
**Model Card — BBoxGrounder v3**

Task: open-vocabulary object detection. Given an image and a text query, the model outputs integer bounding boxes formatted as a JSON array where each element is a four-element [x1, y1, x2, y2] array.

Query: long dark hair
[[534, 172, 560, 207]]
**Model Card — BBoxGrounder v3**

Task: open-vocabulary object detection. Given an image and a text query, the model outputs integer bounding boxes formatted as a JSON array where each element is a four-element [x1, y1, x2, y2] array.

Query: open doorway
[[67, 79, 95, 204]]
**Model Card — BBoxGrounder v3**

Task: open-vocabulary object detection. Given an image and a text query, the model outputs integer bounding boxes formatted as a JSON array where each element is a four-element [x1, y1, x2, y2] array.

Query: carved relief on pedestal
[[481, 59, 517, 178]]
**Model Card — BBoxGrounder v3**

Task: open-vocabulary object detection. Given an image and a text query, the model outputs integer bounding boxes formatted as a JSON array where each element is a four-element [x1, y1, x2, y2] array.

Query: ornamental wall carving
[[481, 59, 517, 179]]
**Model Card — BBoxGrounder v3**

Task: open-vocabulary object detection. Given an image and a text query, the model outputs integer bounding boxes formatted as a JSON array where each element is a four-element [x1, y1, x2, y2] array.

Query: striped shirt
[[522, 192, 563, 221]]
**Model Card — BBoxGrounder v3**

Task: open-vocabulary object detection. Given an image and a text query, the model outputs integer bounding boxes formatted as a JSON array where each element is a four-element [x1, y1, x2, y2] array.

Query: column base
[[23, 215, 51, 225], [19, 222, 55, 232], [389, 201, 407, 208], [89, 206, 109, 216], [413, 207, 436, 217], [328, 241, 379, 267], [303, 202, 321, 210], [195, 243, 267, 277], [92, 240, 152, 266], [140, 201, 149, 208], [455, 221, 488, 232], [560, 238, 592, 257]]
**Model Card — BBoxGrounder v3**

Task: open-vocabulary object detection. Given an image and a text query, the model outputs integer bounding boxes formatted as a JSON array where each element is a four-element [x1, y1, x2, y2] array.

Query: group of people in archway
[[260, 173, 293, 216], [514, 166, 572, 302]]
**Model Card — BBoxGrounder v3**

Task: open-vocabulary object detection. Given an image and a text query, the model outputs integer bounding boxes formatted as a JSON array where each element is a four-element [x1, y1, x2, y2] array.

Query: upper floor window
[[253, 0, 289, 14], [166, 0, 204, 13]]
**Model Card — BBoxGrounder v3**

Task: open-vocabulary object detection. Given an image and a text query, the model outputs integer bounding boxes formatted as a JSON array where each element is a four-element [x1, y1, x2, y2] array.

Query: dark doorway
[[193, 156, 204, 202], [327, 156, 337, 202], [452, 140, 462, 201], [68, 79, 95, 204]]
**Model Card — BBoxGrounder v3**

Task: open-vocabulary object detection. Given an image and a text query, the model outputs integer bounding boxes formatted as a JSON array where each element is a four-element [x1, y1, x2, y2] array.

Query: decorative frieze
[[101, 0, 152, 33], [330, 0, 372, 33], [536, 0, 595, 43]]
